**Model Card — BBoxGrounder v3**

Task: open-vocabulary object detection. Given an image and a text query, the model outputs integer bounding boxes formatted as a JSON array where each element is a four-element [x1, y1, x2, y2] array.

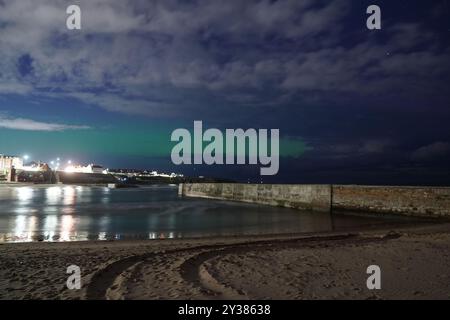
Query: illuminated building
[[0, 155, 24, 174], [64, 164, 105, 174]]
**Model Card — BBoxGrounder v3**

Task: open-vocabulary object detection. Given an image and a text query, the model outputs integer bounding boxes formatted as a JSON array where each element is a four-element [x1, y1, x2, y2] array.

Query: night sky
[[0, 0, 449, 185]]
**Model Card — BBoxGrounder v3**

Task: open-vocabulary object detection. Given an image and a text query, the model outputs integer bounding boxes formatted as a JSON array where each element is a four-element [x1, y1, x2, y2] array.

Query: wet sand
[[1, 223, 450, 300]]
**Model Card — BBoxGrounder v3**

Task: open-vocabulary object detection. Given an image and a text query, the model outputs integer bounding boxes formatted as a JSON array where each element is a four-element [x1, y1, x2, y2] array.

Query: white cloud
[[0, 82, 33, 94], [0, 116, 90, 131]]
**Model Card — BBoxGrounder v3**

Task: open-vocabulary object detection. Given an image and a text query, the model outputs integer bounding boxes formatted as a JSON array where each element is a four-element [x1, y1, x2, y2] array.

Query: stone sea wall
[[332, 185, 450, 218], [179, 183, 450, 218], [180, 183, 332, 212]]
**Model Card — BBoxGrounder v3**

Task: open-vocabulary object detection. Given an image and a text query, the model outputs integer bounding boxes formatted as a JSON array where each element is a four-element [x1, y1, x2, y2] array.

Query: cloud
[[0, 82, 33, 94], [0, 116, 90, 131], [324, 139, 394, 158], [359, 140, 394, 154], [411, 142, 450, 161], [0, 0, 449, 117]]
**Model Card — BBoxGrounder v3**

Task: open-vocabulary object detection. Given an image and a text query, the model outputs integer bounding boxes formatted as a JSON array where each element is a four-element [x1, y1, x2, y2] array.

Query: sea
[[0, 184, 418, 243]]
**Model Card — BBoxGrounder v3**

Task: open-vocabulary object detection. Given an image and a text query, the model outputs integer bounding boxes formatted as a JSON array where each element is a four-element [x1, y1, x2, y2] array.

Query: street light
[[23, 155, 29, 161]]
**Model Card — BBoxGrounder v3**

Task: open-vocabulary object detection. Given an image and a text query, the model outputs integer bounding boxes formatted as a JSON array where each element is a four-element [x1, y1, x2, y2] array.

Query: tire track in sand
[[86, 232, 400, 299]]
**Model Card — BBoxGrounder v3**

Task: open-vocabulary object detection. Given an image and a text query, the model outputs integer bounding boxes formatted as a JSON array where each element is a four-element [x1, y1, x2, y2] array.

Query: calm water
[[0, 185, 414, 243]]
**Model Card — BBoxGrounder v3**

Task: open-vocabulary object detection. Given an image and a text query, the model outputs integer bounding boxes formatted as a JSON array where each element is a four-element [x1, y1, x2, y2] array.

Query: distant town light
[[65, 165, 76, 173]]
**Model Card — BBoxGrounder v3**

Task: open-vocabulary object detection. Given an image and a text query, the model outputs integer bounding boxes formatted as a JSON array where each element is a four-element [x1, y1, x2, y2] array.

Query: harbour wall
[[332, 185, 450, 218], [179, 183, 332, 212], [179, 183, 450, 218]]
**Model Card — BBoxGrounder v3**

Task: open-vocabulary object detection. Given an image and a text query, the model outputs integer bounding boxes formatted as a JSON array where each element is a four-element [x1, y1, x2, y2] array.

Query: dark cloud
[[412, 142, 450, 162]]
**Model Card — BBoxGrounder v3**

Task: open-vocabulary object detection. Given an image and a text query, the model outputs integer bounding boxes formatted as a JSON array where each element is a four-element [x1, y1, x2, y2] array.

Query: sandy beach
[[1, 223, 450, 300]]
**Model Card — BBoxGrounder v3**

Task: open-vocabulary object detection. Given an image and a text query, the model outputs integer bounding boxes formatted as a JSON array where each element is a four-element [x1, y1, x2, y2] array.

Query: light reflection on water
[[0, 185, 410, 243]]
